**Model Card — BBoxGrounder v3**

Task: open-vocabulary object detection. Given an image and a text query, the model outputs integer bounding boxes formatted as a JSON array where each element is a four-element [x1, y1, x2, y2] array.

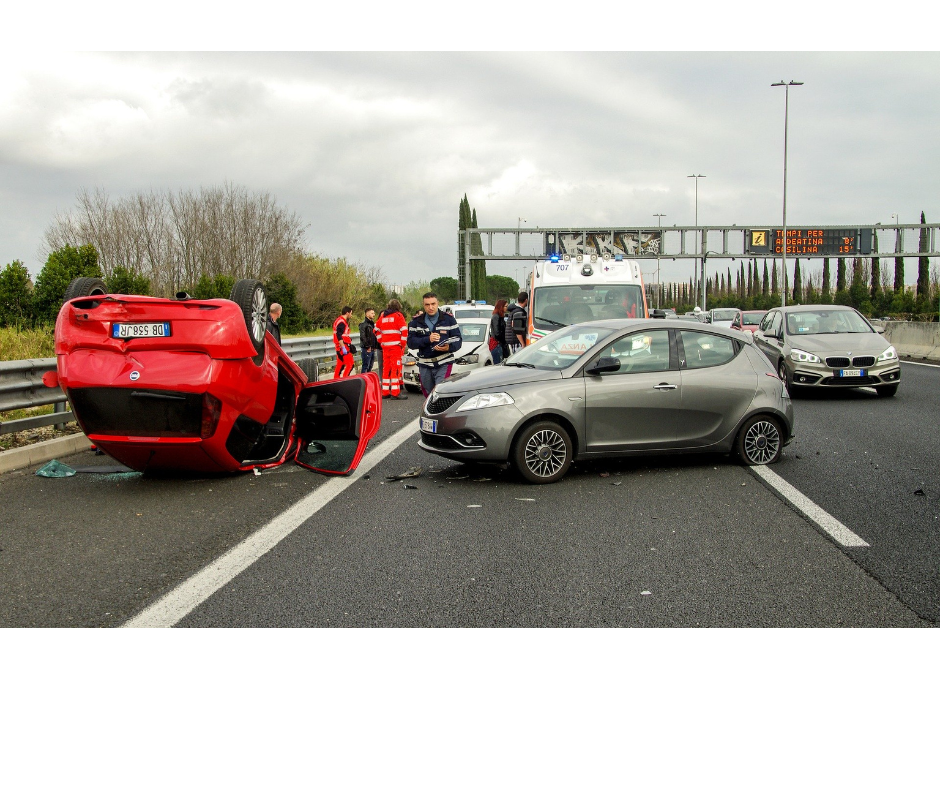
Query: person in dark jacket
[[358, 308, 378, 374], [407, 292, 462, 397], [266, 303, 282, 346], [504, 292, 528, 353]]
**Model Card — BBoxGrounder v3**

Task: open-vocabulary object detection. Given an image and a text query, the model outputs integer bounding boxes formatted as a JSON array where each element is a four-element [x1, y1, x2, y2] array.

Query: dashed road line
[[750, 465, 870, 548], [123, 421, 420, 628]]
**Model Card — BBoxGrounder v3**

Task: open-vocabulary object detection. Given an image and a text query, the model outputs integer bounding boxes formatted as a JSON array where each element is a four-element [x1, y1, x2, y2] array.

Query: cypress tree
[[871, 228, 881, 303], [720, 273, 725, 299], [457, 195, 470, 297], [792, 258, 802, 303], [762, 261, 769, 298], [470, 208, 487, 301], [918, 211, 930, 303], [771, 260, 778, 295], [739, 261, 745, 300], [822, 258, 831, 299], [836, 258, 846, 291], [893, 225, 904, 292]]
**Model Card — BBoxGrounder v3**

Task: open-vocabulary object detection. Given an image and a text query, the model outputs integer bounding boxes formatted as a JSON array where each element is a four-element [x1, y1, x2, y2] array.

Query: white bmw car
[[403, 317, 495, 392]]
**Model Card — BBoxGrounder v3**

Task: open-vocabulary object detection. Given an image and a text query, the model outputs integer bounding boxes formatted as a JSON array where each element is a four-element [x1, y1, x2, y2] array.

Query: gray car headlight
[[877, 345, 897, 362], [456, 354, 479, 365], [456, 392, 515, 412], [790, 348, 821, 363]]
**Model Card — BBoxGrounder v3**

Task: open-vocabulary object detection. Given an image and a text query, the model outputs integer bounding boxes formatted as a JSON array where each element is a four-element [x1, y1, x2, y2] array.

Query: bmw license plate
[[113, 322, 171, 339], [420, 417, 438, 433], [839, 369, 864, 378]]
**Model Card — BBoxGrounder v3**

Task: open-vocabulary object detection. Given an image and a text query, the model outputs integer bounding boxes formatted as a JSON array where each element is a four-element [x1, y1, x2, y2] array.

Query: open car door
[[293, 372, 382, 475]]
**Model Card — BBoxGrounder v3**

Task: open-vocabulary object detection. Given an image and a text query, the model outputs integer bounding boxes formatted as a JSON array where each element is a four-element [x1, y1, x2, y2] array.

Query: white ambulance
[[525, 253, 649, 342]]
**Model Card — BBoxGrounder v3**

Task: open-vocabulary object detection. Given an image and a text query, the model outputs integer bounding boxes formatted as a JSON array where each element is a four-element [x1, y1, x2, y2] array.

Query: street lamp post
[[653, 213, 666, 308], [688, 175, 705, 309], [772, 80, 803, 308]]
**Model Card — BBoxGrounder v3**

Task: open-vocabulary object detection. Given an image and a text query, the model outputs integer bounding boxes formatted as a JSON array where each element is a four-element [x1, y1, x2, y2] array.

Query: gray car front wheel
[[511, 420, 573, 484], [736, 414, 783, 466]]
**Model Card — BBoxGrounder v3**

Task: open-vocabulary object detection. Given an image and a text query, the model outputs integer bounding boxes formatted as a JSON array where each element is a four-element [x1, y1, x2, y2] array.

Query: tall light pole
[[653, 213, 666, 308], [688, 175, 705, 308], [772, 80, 803, 307]]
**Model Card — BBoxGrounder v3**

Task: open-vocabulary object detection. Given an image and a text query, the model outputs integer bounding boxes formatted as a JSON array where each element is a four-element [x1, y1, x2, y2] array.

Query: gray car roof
[[572, 317, 751, 342]]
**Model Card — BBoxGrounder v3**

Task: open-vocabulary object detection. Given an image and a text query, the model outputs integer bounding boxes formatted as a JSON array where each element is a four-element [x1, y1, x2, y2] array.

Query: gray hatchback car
[[753, 305, 901, 396], [417, 319, 794, 483]]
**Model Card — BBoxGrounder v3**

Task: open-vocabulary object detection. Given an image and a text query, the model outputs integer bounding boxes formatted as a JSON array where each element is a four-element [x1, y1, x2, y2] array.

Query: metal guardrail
[[0, 333, 361, 436]]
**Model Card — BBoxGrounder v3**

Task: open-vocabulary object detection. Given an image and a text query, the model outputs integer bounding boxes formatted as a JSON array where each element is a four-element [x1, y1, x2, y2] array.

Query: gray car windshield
[[786, 310, 872, 335], [507, 326, 614, 370]]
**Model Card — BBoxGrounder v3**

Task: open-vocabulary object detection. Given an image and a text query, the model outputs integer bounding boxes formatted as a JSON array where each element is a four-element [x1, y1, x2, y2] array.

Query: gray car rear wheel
[[511, 420, 573, 484], [736, 414, 783, 466]]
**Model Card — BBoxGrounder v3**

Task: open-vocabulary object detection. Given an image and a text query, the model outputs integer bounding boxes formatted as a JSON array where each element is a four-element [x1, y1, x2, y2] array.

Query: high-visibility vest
[[375, 311, 407, 348], [332, 315, 351, 352]]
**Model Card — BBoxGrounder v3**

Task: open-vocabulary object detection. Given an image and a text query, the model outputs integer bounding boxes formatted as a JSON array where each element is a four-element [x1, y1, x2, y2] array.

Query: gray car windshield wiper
[[534, 315, 566, 327], [504, 361, 536, 368]]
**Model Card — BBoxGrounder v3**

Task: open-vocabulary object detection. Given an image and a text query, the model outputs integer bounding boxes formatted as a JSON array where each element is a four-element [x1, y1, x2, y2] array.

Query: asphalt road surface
[[1, 362, 936, 628]]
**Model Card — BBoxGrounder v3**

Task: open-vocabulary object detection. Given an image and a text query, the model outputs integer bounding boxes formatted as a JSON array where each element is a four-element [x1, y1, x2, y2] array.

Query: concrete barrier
[[883, 321, 940, 362]]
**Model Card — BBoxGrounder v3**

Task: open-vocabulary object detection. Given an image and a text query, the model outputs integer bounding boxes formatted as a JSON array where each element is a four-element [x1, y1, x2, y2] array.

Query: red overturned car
[[44, 277, 381, 475]]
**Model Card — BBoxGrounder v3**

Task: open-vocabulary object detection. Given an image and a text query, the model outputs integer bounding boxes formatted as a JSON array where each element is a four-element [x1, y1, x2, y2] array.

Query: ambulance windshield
[[531, 285, 645, 332]]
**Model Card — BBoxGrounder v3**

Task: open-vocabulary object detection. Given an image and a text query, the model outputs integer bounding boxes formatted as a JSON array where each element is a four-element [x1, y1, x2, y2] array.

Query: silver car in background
[[753, 305, 901, 397], [403, 317, 494, 393], [417, 319, 793, 483]]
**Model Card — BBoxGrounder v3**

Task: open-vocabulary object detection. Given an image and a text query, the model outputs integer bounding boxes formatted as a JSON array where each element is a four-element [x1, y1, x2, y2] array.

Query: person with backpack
[[505, 291, 529, 353], [358, 307, 378, 374]]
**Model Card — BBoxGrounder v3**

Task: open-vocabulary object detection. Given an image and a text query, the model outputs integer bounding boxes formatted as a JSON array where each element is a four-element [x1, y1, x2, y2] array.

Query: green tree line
[[0, 244, 414, 335]]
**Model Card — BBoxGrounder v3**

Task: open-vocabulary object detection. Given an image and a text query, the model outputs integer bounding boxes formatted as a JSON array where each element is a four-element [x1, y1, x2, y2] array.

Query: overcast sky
[[2, 36, 938, 290]]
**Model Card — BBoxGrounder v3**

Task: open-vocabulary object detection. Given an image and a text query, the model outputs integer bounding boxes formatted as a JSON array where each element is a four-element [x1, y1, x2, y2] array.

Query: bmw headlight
[[456, 354, 479, 365], [877, 345, 898, 362], [790, 348, 821, 363], [456, 392, 515, 412]]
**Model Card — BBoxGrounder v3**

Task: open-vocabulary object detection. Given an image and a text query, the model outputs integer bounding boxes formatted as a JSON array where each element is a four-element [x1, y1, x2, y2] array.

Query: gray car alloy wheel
[[512, 420, 573, 484], [525, 429, 567, 477], [740, 417, 782, 465]]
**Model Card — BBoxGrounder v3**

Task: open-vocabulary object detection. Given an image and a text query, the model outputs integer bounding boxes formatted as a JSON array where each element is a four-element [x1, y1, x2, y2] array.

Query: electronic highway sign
[[746, 228, 873, 256]]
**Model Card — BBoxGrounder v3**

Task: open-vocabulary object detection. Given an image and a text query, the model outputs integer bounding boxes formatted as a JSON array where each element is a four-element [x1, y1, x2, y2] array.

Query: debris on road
[[515, 498, 535, 502], [611, 481, 622, 486], [386, 466, 422, 480], [914, 489, 926, 496], [467, 504, 482, 508], [404, 484, 418, 490], [641, 591, 652, 596], [253, 468, 261, 476], [599, 472, 610, 478], [35, 460, 76, 478]]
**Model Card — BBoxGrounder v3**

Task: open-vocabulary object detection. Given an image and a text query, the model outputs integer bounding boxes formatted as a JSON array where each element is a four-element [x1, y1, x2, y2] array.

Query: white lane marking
[[900, 359, 940, 368], [750, 465, 869, 548], [124, 421, 421, 628]]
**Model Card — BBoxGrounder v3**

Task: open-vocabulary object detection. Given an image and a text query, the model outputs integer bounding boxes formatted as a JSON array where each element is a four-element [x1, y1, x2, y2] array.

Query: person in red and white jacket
[[375, 298, 409, 399], [332, 306, 355, 379]]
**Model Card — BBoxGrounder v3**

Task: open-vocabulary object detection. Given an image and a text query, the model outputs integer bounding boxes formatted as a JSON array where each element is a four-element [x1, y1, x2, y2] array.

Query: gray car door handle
[[653, 383, 677, 390]]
